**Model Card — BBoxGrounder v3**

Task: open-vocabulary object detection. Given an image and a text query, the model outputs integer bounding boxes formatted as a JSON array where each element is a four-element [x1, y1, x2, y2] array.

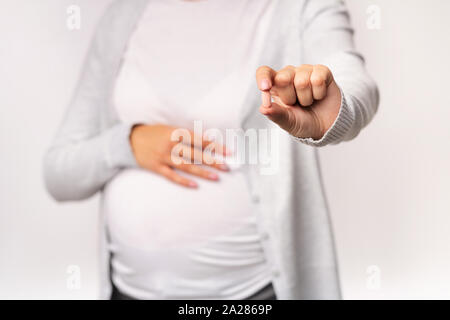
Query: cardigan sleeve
[[296, 0, 379, 147], [43, 1, 139, 202]]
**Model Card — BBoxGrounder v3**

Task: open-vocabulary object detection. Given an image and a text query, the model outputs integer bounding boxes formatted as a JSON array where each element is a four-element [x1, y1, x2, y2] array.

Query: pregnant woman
[[44, 0, 378, 300]]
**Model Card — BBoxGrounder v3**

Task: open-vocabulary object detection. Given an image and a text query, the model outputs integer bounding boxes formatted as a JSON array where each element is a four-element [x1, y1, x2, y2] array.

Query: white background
[[1, 0, 449, 299]]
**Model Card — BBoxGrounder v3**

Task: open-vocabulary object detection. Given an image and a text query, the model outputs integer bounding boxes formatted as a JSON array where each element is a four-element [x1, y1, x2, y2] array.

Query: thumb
[[259, 101, 292, 130]]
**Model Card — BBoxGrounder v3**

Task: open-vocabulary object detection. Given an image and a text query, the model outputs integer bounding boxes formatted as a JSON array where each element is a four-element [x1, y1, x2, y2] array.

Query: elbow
[[43, 173, 77, 203], [42, 149, 97, 202], [42, 151, 64, 202], [43, 172, 97, 203], [42, 159, 76, 202]]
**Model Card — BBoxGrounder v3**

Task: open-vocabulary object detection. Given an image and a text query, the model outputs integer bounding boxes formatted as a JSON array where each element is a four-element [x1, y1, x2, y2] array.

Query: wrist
[[318, 82, 342, 138]]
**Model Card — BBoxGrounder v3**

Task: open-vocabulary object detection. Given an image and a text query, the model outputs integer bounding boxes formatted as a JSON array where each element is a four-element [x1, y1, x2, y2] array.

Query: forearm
[[43, 123, 137, 202], [297, 0, 379, 146]]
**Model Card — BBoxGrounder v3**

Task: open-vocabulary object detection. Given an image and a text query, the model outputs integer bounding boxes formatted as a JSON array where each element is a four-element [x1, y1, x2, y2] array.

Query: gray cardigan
[[43, 0, 379, 299]]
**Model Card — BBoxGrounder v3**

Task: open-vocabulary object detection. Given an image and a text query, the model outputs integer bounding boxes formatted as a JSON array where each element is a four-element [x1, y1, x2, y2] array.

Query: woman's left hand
[[255, 64, 342, 140]]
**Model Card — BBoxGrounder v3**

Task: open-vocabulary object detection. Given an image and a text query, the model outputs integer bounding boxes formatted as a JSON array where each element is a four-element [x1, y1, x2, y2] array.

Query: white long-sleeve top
[[108, 0, 275, 299], [43, 0, 379, 300]]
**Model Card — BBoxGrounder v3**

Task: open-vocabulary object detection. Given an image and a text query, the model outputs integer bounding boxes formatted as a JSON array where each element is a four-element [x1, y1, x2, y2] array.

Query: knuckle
[[285, 65, 296, 69], [167, 172, 177, 182], [174, 175, 184, 184], [167, 171, 177, 180], [296, 64, 313, 72], [315, 64, 330, 73], [256, 65, 270, 75], [310, 76, 325, 87], [294, 77, 310, 89], [274, 72, 292, 86], [202, 171, 211, 178], [191, 166, 202, 175]]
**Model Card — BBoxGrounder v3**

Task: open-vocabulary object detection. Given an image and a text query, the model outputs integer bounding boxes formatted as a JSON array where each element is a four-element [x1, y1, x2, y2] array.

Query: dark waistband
[[110, 282, 276, 300]]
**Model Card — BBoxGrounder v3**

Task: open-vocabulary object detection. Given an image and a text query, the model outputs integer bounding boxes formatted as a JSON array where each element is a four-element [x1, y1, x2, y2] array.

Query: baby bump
[[102, 167, 255, 251]]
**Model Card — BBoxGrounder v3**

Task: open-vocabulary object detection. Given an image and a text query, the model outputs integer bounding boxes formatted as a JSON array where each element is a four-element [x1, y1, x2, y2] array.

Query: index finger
[[256, 66, 276, 91]]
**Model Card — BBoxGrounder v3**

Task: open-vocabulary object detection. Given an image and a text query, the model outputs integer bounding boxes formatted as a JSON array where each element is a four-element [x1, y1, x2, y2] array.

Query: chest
[[113, 0, 275, 130]]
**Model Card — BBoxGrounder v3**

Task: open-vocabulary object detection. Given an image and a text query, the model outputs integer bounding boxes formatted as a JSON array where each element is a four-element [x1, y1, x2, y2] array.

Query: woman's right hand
[[130, 124, 229, 188]]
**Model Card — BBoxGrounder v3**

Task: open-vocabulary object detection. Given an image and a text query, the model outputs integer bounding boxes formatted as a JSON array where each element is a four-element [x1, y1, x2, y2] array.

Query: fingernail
[[208, 173, 219, 180], [219, 164, 229, 171], [260, 79, 271, 91], [188, 181, 198, 188]]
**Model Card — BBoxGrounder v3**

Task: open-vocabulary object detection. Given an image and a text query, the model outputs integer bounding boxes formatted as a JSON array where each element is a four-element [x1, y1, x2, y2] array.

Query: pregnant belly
[[102, 167, 257, 251]]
